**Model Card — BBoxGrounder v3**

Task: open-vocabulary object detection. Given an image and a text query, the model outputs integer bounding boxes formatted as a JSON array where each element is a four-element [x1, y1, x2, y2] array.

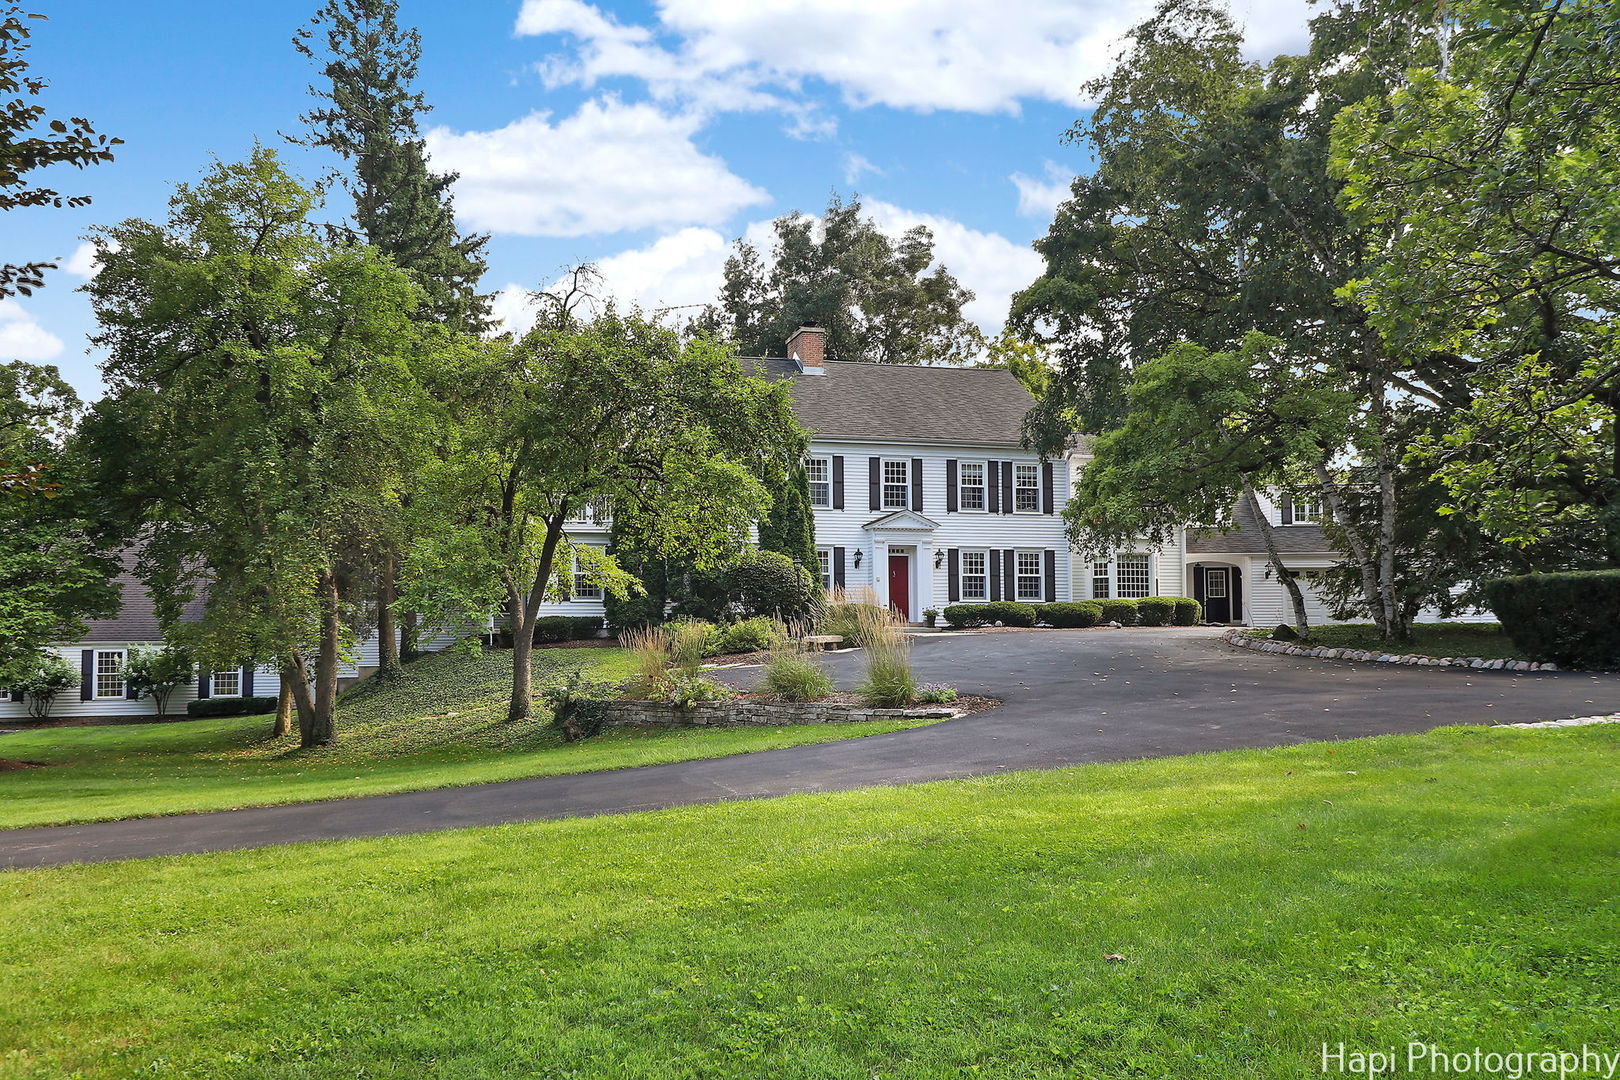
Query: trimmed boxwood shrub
[[534, 615, 604, 643], [1484, 570, 1620, 670], [1167, 597, 1203, 625], [1099, 598, 1139, 625], [1136, 597, 1176, 626], [982, 600, 1038, 627], [943, 603, 991, 628], [1038, 601, 1104, 628], [187, 695, 277, 718]]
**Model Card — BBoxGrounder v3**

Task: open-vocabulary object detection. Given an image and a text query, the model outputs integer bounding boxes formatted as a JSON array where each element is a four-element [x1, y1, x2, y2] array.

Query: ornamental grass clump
[[666, 618, 714, 677], [621, 625, 672, 699], [761, 631, 834, 703], [855, 604, 916, 708]]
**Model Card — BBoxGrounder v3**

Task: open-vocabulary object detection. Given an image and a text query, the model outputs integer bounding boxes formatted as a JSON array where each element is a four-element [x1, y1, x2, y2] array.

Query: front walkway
[[4, 629, 1615, 869]]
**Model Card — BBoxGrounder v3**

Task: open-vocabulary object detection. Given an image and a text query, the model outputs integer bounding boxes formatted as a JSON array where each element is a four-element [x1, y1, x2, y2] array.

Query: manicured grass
[[1245, 621, 1527, 660], [2, 724, 1617, 1078], [0, 647, 939, 830]]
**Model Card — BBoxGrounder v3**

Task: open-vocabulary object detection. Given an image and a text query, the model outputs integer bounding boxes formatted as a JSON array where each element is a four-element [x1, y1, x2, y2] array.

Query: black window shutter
[[10, 687, 23, 703], [986, 460, 1000, 515], [910, 458, 923, 512], [1001, 461, 1015, 514], [832, 455, 845, 510], [1280, 496, 1293, 525], [868, 457, 881, 511], [989, 550, 1002, 601], [1044, 549, 1057, 602], [948, 548, 960, 602], [833, 546, 846, 588], [126, 670, 140, 700], [198, 668, 211, 700], [242, 666, 255, 698], [945, 460, 958, 512], [1004, 550, 1017, 600], [1041, 461, 1055, 514], [81, 650, 94, 700]]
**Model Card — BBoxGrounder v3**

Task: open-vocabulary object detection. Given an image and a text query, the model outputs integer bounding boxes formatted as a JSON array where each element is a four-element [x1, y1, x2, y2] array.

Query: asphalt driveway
[[3, 628, 1616, 869]]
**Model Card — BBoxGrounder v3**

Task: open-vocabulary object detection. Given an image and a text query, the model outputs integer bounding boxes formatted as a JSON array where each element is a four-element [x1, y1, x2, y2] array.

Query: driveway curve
[[3, 628, 1616, 869]]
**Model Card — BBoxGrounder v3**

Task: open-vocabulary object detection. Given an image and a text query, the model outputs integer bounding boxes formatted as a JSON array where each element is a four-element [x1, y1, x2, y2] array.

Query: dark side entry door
[[888, 553, 912, 622], [1195, 564, 1243, 623]]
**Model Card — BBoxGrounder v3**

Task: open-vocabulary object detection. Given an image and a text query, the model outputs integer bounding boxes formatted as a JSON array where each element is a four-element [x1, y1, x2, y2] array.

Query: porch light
[[934, 551, 945, 569], [853, 549, 864, 569]]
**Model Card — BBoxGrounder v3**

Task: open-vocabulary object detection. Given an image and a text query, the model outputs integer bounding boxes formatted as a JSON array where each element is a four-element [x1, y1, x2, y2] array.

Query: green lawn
[[2, 724, 1616, 1078], [0, 646, 938, 830], [1245, 621, 1527, 660]]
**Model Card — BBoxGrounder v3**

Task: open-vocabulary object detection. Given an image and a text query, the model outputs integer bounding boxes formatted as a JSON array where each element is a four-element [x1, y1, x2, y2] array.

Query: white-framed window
[[572, 550, 603, 600], [211, 668, 241, 697], [1015, 550, 1044, 601], [1117, 554, 1151, 599], [1206, 569, 1229, 598], [958, 461, 986, 512], [1091, 559, 1111, 600], [816, 547, 832, 591], [960, 550, 989, 602], [881, 459, 910, 510], [807, 456, 832, 509], [1290, 497, 1322, 524], [94, 650, 126, 699], [1013, 463, 1040, 513]]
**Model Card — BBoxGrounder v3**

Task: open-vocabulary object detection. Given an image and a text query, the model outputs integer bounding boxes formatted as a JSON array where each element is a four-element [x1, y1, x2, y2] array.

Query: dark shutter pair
[[866, 456, 924, 512], [833, 546, 847, 588], [831, 456, 845, 510]]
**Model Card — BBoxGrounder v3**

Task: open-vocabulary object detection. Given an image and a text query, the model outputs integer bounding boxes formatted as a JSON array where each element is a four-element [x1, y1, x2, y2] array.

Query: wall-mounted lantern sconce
[[853, 549, 864, 569], [934, 551, 945, 569]]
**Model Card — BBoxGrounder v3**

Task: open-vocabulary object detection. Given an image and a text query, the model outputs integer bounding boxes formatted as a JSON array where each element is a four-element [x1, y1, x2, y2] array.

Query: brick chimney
[[787, 324, 826, 375]]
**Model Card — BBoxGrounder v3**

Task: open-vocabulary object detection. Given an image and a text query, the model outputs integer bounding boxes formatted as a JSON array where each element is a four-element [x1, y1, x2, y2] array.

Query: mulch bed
[[726, 691, 1000, 715], [0, 758, 49, 771]]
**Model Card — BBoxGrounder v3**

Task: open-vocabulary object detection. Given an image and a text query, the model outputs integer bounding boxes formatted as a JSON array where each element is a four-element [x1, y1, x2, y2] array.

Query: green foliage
[[858, 646, 915, 708], [1036, 601, 1104, 628], [186, 696, 278, 718], [665, 619, 713, 678], [1100, 599, 1139, 626], [712, 616, 782, 657], [760, 649, 833, 703], [538, 669, 618, 741], [915, 683, 958, 704], [716, 193, 982, 366], [1483, 572, 1620, 671], [121, 644, 195, 717], [1136, 597, 1176, 626], [673, 549, 820, 624], [1167, 597, 1202, 625], [756, 464, 818, 571], [531, 616, 602, 644], [981, 601, 1037, 628], [942, 604, 991, 629], [664, 674, 736, 709], [817, 601, 889, 646], [4, 651, 77, 719]]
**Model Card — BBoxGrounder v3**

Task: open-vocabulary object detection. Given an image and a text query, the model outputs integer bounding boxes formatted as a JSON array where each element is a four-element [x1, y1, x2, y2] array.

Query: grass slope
[[2, 725, 1617, 1078], [1245, 621, 1525, 660], [0, 647, 938, 830]]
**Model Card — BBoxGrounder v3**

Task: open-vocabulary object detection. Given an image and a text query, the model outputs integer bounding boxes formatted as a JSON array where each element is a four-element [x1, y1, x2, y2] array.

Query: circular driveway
[[3, 629, 1616, 868]]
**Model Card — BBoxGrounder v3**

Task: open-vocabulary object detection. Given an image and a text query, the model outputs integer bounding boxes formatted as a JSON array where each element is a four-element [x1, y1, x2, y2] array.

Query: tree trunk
[[274, 667, 295, 737], [377, 552, 401, 679], [508, 514, 568, 722], [401, 609, 420, 662], [301, 573, 341, 747], [1314, 464, 1387, 636], [1244, 482, 1312, 640], [1607, 388, 1620, 566], [287, 650, 317, 744]]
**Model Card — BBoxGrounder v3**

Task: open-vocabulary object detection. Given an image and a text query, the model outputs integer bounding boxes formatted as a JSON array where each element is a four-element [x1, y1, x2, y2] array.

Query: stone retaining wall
[[599, 700, 959, 727], [1221, 628, 1559, 671]]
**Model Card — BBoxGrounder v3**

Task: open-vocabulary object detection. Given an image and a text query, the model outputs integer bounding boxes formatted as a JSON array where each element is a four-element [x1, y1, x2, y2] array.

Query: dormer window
[[1291, 498, 1322, 524]]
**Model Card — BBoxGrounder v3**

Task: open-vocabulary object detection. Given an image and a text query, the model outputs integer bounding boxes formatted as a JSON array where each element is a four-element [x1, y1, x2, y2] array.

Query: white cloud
[[515, 0, 1317, 116], [842, 152, 882, 186], [0, 300, 66, 362], [425, 97, 769, 238], [1011, 160, 1077, 219], [865, 201, 1042, 332], [64, 242, 100, 278]]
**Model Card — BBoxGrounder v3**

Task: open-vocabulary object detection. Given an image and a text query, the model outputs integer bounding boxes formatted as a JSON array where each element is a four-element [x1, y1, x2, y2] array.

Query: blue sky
[[6, 0, 1313, 399]]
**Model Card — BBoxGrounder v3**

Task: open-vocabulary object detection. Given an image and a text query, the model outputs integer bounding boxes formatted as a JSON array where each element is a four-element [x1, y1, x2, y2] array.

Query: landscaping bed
[[1236, 622, 1537, 664], [598, 694, 998, 728]]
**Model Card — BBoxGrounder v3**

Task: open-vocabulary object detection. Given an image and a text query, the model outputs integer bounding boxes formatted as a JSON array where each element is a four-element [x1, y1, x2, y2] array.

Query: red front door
[[888, 553, 911, 621]]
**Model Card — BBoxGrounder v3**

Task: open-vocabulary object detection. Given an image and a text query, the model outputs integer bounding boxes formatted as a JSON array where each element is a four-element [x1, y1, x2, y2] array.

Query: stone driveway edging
[[1220, 628, 1560, 672], [599, 700, 959, 727], [1505, 713, 1620, 729]]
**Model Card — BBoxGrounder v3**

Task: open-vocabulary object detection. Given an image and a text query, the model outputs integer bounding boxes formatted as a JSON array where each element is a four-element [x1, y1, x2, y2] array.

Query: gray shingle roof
[[751, 358, 1037, 446], [76, 548, 206, 643], [1186, 497, 1334, 556]]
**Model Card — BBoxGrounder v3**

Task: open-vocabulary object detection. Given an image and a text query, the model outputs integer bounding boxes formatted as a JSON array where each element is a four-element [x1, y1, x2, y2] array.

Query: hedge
[[983, 601, 1038, 627], [942, 604, 992, 628], [1167, 597, 1203, 625], [1038, 601, 1104, 628], [187, 695, 277, 718], [1136, 597, 1176, 626], [1099, 598, 1139, 626], [534, 616, 605, 643], [1483, 570, 1620, 670]]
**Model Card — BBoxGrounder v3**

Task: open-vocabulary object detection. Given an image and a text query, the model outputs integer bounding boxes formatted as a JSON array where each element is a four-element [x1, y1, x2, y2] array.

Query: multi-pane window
[[1117, 554, 1151, 599], [807, 457, 832, 508], [1291, 498, 1322, 523], [212, 669, 241, 697], [573, 551, 603, 600], [1091, 559, 1111, 600], [1015, 551, 1044, 601], [958, 461, 986, 511], [816, 547, 832, 591], [94, 650, 126, 699], [881, 459, 910, 510], [1206, 570, 1229, 598], [1013, 463, 1040, 512], [960, 550, 989, 601]]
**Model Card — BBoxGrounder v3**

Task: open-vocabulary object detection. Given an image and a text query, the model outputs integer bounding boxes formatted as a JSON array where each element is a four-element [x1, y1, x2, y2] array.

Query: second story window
[[1014, 463, 1040, 512], [881, 459, 910, 510], [959, 461, 986, 511], [806, 457, 832, 508], [1291, 497, 1322, 524], [573, 551, 603, 600]]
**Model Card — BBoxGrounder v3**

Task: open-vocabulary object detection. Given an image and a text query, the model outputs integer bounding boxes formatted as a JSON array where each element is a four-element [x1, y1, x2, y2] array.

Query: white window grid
[[212, 669, 241, 697], [573, 552, 603, 600], [882, 459, 910, 510], [1013, 463, 1040, 513], [1091, 559, 1111, 600], [816, 547, 832, 591], [958, 461, 986, 511], [1206, 569, 1229, 598], [95, 650, 126, 699], [807, 457, 832, 508], [1116, 554, 1151, 599], [960, 550, 988, 602], [1015, 551, 1043, 601], [1291, 498, 1322, 523]]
